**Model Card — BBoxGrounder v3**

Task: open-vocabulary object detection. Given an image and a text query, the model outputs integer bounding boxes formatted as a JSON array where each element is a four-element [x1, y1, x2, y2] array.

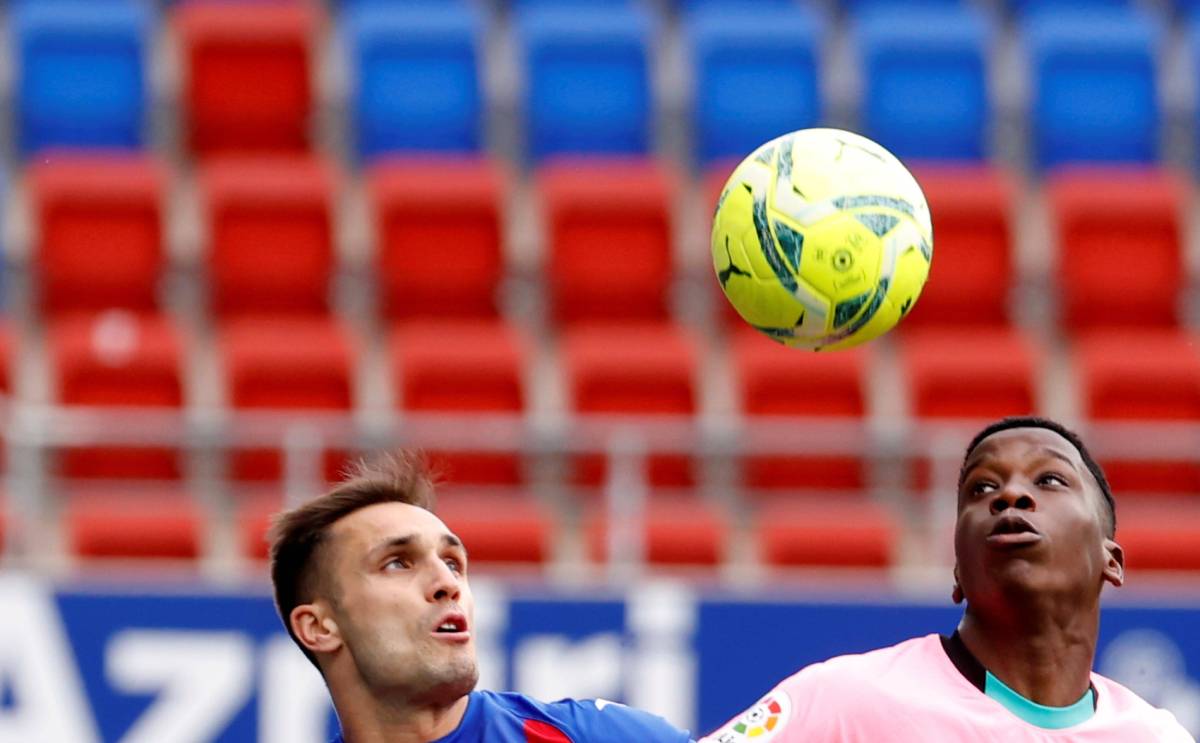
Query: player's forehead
[[962, 427, 1088, 481], [329, 502, 456, 559]]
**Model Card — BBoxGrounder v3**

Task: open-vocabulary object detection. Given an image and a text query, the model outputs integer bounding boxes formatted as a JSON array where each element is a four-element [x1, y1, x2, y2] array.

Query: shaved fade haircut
[[268, 451, 438, 668], [959, 416, 1116, 537]]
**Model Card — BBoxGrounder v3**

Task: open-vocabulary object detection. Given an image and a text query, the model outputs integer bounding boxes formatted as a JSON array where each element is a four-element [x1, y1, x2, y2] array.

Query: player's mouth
[[431, 612, 470, 643], [986, 515, 1042, 548]]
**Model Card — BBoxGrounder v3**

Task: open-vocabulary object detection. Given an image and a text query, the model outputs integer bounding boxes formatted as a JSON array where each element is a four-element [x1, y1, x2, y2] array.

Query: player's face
[[954, 428, 1123, 605], [324, 502, 478, 702]]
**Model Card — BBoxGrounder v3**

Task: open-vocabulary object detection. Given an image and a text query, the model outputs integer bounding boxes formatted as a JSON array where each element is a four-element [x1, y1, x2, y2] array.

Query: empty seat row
[[9, 1, 1184, 168], [9, 315, 1200, 497], [47, 477, 1200, 573], [25, 153, 1194, 331]]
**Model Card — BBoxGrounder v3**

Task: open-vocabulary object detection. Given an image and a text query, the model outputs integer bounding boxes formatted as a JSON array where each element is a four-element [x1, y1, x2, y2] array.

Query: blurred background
[[1, 0, 1199, 740]]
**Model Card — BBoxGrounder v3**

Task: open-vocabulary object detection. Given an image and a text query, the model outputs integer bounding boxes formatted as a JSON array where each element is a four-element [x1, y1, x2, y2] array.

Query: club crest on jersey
[[709, 691, 791, 741]]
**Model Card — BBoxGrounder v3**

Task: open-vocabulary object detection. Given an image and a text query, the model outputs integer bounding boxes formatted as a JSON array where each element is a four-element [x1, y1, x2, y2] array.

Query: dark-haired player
[[704, 416, 1194, 742], [268, 452, 694, 743]]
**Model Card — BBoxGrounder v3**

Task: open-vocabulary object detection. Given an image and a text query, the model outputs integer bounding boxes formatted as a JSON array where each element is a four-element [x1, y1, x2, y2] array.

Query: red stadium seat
[[1048, 167, 1186, 330], [1116, 500, 1200, 572], [901, 327, 1039, 420], [201, 156, 336, 317], [733, 329, 868, 492], [1076, 329, 1200, 495], [49, 313, 184, 480], [30, 153, 166, 316], [0, 323, 13, 396], [437, 491, 551, 564], [586, 494, 727, 566], [370, 158, 505, 320], [903, 164, 1014, 328], [176, 3, 316, 155], [238, 495, 279, 561], [392, 319, 527, 485], [220, 316, 356, 482], [900, 327, 1040, 491], [755, 496, 896, 568], [539, 159, 674, 324], [66, 490, 202, 560], [562, 323, 698, 488]]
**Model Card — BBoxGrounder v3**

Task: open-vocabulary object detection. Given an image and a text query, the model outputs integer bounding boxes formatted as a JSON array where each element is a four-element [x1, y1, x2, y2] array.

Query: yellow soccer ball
[[712, 128, 933, 351]]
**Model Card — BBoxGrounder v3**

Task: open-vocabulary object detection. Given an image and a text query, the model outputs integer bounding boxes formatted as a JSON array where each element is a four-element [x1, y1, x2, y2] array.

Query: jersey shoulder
[[1091, 674, 1197, 742], [478, 690, 692, 742]]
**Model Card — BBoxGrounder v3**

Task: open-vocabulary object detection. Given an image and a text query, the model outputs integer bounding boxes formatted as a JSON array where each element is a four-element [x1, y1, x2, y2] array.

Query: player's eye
[[444, 557, 464, 575], [384, 556, 412, 571], [1037, 473, 1069, 488], [968, 480, 996, 496]]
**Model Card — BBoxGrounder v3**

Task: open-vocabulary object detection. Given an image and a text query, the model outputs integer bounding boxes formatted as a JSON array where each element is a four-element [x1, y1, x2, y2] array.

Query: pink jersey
[[702, 634, 1194, 742]]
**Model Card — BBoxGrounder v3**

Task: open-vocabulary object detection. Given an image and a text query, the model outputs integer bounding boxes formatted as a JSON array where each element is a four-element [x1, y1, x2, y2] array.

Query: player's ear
[[291, 601, 343, 655], [951, 565, 964, 604], [1102, 539, 1125, 589]]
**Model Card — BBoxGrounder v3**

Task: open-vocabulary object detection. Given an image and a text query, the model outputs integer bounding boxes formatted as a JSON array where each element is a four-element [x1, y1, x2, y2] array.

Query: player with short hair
[[703, 416, 1195, 742], [269, 451, 693, 743]]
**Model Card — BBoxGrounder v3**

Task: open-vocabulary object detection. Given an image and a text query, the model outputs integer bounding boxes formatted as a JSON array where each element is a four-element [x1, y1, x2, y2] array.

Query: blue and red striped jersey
[[331, 690, 693, 742]]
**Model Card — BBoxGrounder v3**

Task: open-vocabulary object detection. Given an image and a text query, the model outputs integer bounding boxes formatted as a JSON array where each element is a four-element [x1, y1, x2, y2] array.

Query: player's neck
[[336, 689, 471, 743], [959, 600, 1098, 708]]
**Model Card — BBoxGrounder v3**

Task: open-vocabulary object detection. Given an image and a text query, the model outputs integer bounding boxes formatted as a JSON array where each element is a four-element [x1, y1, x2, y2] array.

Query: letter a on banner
[[0, 576, 100, 743]]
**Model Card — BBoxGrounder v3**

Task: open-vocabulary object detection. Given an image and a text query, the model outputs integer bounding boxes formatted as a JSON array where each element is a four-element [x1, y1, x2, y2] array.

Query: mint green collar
[[985, 671, 1095, 729]]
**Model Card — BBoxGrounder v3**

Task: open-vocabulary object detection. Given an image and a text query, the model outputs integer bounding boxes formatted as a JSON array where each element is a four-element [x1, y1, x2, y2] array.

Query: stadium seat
[[686, 4, 822, 165], [733, 329, 869, 492], [900, 327, 1039, 491], [516, 5, 653, 159], [369, 157, 505, 319], [200, 156, 336, 318], [755, 496, 896, 568], [30, 153, 165, 316], [1047, 167, 1185, 330], [586, 493, 728, 566], [853, 5, 992, 161], [1024, 7, 1160, 168], [538, 159, 674, 324], [13, 2, 149, 156], [902, 165, 1014, 328], [49, 312, 184, 480], [901, 328, 1039, 420], [345, 5, 483, 158], [562, 323, 698, 488], [392, 319, 527, 485], [1115, 500, 1200, 572], [176, 3, 316, 155], [1076, 329, 1200, 495], [65, 490, 202, 560], [219, 316, 356, 483], [0, 325, 12, 396], [437, 492, 551, 564]]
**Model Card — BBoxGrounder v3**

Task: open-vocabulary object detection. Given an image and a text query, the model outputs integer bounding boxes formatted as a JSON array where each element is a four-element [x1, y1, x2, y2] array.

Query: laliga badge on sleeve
[[706, 691, 792, 742]]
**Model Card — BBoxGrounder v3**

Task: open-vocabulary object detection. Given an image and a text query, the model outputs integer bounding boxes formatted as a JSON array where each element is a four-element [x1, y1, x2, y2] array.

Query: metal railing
[[4, 396, 1199, 578]]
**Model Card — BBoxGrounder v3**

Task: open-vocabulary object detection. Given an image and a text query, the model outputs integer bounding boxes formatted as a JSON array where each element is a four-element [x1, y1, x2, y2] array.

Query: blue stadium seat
[[516, 5, 654, 160], [344, 4, 483, 158], [854, 5, 992, 161], [1024, 7, 1161, 168], [13, 1, 150, 157], [686, 4, 822, 165]]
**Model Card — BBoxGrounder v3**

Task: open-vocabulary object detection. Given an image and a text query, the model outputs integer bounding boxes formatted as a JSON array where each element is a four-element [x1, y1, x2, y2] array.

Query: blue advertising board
[[0, 575, 1197, 741]]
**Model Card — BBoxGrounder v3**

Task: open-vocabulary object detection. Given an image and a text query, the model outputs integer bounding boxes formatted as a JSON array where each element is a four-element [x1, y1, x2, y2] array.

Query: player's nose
[[989, 480, 1036, 515], [426, 559, 462, 603]]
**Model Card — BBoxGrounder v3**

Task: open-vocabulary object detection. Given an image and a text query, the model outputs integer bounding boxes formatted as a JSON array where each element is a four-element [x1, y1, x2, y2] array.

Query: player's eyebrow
[[367, 534, 416, 562], [442, 533, 468, 558], [962, 446, 1080, 480], [1033, 447, 1080, 473]]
